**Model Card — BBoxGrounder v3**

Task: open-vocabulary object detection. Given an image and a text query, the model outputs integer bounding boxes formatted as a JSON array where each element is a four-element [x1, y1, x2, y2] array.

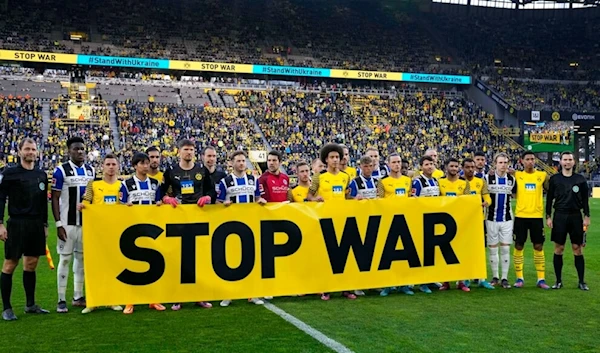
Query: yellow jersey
[[465, 176, 492, 205], [344, 166, 357, 180], [377, 175, 412, 198], [515, 170, 548, 218], [82, 179, 121, 205], [438, 177, 470, 196], [288, 184, 310, 203], [309, 171, 350, 201], [148, 170, 164, 183]]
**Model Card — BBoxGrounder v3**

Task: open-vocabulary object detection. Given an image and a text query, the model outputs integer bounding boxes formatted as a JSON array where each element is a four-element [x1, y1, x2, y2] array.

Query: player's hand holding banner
[[82, 196, 486, 307]]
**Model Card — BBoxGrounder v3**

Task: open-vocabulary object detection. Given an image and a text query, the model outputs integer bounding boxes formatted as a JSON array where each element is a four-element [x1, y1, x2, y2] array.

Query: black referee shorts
[[4, 218, 46, 261], [551, 212, 584, 246], [513, 217, 545, 245]]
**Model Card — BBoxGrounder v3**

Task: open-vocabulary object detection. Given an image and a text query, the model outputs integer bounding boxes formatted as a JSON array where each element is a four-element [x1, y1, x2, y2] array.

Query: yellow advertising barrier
[[0, 49, 77, 64], [330, 69, 402, 81], [169, 60, 253, 74], [529, 132, 568, 145], [83, 196, 486, 307]]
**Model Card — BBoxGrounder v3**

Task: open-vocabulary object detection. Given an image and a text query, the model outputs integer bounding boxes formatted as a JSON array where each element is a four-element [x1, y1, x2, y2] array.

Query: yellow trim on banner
[[83, 196, 485, 307], [169, 60, 253, 73], [330, 69, 402, 81], [0, 50, 78, 64]]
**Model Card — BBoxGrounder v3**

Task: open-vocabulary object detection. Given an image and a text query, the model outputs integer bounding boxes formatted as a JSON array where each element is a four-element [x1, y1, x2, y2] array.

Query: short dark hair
[[230, 150, 247, 161], [296, 161, 309, 170], [462, 157, 474, 167], [474, 151, 486, 158], [202, 146, 216, 155], [445, 157, 459, 167], [401, 159, 409, 165], [359, 155, 373, 165], [419, 155, 434, 166], [67, 137, 84, 148], [132, 152, 149, 166], [146, 146, 160, 154], [320, 143, 344, 164], [18, 138, 36, 150], [521, 151, 535, 159], [104, 153, 118, 162], [387, 153, 401, 162], [560, 151, 574, 158], [268, 150, 283, 162], [178, 139, 195, 149]]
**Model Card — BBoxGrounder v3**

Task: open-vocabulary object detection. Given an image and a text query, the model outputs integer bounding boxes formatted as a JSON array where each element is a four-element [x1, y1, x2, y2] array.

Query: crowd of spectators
[[0, 96, 44, 170]]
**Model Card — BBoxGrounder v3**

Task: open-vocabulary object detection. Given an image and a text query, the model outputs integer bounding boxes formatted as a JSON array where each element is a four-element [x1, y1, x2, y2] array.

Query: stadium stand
[[0, 96, 44, 169]]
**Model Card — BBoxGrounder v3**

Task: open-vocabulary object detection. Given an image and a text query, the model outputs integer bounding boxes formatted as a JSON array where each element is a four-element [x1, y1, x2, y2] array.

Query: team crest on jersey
[[507, 180, 512, 186], [572, 185, 580, 193], [151, 183, 157, 190], [87, 170, 93, 176], [248, 179, 254, 185], [118, 192, 123, 200], [283, 179, 288, 185], [537, 177, 542, 182], [195, 173, 202, 181], [39, 182, 45, 191]]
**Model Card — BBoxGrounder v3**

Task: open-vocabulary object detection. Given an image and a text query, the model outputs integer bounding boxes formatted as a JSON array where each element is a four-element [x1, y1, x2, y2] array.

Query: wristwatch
[[55, 221, 63, 228]]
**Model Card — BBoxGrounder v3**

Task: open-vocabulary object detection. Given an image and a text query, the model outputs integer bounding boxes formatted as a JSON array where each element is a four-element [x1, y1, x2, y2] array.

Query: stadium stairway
[[41, 101, 51, 142], [108, 105, 121, 150]]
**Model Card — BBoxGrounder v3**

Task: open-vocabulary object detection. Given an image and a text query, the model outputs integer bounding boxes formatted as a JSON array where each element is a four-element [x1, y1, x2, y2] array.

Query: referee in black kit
[[546, 151, 591, 291], [0, 138, 50, 321]]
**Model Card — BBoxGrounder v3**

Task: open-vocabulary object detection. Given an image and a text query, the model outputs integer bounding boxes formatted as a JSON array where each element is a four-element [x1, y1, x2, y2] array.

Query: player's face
[[360, 162, 373, 178], [233, 155, 246, 173], [69, 142, 85, 164], [103, 158, 119, 177], [401, 162, 409, 176], [367, 151, 379, 166], [267, 155, 280, 173], [342, 148, 350, 168], [560, 154, 575, 171], [426, 150, 438, 164], [463, 161, 475, 178], [297, 165, 310, 183], [474, 156, 486, 170], [19, 141, 38, 162], [179, 145, 195, 162], [421, 160, 434, 176], [326, 151, 340, 169], [522, 155, 535, 169], [495, 157, 509, 173], [203, 149, 217, 167], [135, 159, 150, 176], [388, 156, 402, 174], [446, 161, 459, 177], [312, 160, 325, 174], [148, 151, 160, 170]]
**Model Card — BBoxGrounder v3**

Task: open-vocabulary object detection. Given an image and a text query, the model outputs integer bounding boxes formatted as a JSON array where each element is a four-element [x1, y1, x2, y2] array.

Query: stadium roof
[[430, 0, 598, 9]]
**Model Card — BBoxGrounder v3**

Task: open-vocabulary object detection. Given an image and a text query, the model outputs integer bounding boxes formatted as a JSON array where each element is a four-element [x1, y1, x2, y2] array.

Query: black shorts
[[4, 218, 46, 261], [551, 212, 584, 246], [483, 221, 487, 247], [513, 217, 545, 245]]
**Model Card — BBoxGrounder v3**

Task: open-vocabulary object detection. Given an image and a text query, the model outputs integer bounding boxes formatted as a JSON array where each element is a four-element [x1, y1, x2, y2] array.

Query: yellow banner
[[169, 60, 253, 73], [330, 69, 402, 81], [83, 196, 485, 307], [0, 50, 77, 64], [530, 132, 568, 145]]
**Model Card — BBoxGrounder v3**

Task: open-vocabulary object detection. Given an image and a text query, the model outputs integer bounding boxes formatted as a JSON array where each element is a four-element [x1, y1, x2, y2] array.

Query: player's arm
[[411, 179, 422, 197], [481, 179, 492, 206], [160, 167, 173, 197], [216, 180, 228, 204], [376, 180, 385, 198], [82, 180, 94, 205], [155, 183, 163, 204], [258, 174, 267, 199], [580, 178, 590, 226], [348, 179, 359, 199], [40, 172, 49, 228], [543, 172, 550, 192], [545, 177, 555, 221], [287, 188, 294, 202], [0, 171, 9, 238], [119, 181, 130, 205], [51, 168, 66, 241], [307, 174, 322, 201], [345, 174, 352, 199], [255, 179, 266, 204]]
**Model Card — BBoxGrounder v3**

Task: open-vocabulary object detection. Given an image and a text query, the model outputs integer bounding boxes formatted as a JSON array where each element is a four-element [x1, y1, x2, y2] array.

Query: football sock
[[58, 254, 72, 302], [23, 270, 36, 307], [534, 249, 546, 281], [73, 252, 84, 299], [575, 255, 585, 284], [1, 272, 13, 311], [553, 253, 563, 283], [489, 247, 499, 279], [513, 248, 524, 279], [500, 245, 510, 280]]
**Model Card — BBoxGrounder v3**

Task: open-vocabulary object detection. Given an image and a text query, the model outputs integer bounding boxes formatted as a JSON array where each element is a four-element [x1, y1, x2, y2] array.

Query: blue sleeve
[[52, 168, 64, 191], [254, 179, 261, 198], [155, 185, 162, 203], [216, 180, 227, 202], [411, 179, 422, 197], [349, 180, 358, 198], [119, 182, 128, 203]]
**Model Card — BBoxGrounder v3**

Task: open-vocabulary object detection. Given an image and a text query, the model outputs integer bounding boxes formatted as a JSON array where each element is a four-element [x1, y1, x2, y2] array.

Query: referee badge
[[195, 173, 202, 181], [572, 185, 580, 193], [39, 182, 46, 191]]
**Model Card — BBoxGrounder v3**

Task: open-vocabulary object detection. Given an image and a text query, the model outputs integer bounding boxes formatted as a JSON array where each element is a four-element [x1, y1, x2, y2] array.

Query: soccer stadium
[[0, 0, 599, 352]]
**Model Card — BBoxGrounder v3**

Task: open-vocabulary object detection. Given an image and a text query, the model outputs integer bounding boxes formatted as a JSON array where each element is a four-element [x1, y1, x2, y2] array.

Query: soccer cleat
[[196, 302, 212, 308], [248, 298, 264, 305], [81, 307, 96, 314], [123, 305, 134, 314], [57, 301, 68, 313], [501, 279, 511, 289], [25, 305, 50, 314], [398, 286, 414, 295], [551, 282, 563, 290], [111, 306, 123, 311], [354, 290, 365, 296], [579, 283, 590, 291], [457, 282, 471, 292], [478, 280, 495, 290], [439, 282, 450, 291], [72, 297, 86, 307], [2, 309, 17, 321], [419, 285, 432, 294], [149, 303, 166, 311], [514, 278, 524, 288], [380, 287, 392, 297], [537, 280, 550, 290], [342, 291, 357, 300], [263, 296, 273, 300], [171, 304, 182, 311], [491, 277, 500, 286], [220, 300, 232, 307], [320, 293, 330, 301]]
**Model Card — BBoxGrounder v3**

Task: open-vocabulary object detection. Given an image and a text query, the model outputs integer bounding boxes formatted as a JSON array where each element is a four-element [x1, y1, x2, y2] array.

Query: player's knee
[[59, 254, 72, 266], [2, 260, 18, 274], [514, 243, 524, 250], [572, 244, 582, 255], [533, 243, 544, 251], [554, 244, 565, 255], [22, 257, 39, 271]]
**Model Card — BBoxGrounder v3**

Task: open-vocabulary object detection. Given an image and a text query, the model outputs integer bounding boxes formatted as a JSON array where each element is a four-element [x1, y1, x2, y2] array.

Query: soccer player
[[421, 149, 444, 179], [288, 161, 311, 203], [52, 137, 95, 313], [401, 159, 410, 177], [462, 158, 494, 290], [202, 146, 227, 194], [259, 150, 290, 203], [217, 151, 267, 307], [361, 147, 389, 179], [348, 156, 378, 200], [377, 153, 414, 296], [438, 158, 470, 292], [308, 143, 355, 300], [146, 146, 164, 182], [120, 152, 166, 314], [311, 158, 326, 176], [0, 138, 50, 320], [460, 151, 487, 178], [340, 144, 357, 179], [161, 140, 213, 310], [484, 153, 517, 289], [546, 151, 590, 290], [77, 154, 124, 314], [513, 151, 550, 289]]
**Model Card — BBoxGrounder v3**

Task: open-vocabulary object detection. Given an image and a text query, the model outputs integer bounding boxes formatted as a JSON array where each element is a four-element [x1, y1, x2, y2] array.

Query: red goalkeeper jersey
[[258, 171, 290, 203]]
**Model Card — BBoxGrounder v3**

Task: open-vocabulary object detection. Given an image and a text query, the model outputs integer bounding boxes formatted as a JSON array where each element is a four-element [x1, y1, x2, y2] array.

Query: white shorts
[[485, 220, 513, 246], [57, 225, 83, 255]]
